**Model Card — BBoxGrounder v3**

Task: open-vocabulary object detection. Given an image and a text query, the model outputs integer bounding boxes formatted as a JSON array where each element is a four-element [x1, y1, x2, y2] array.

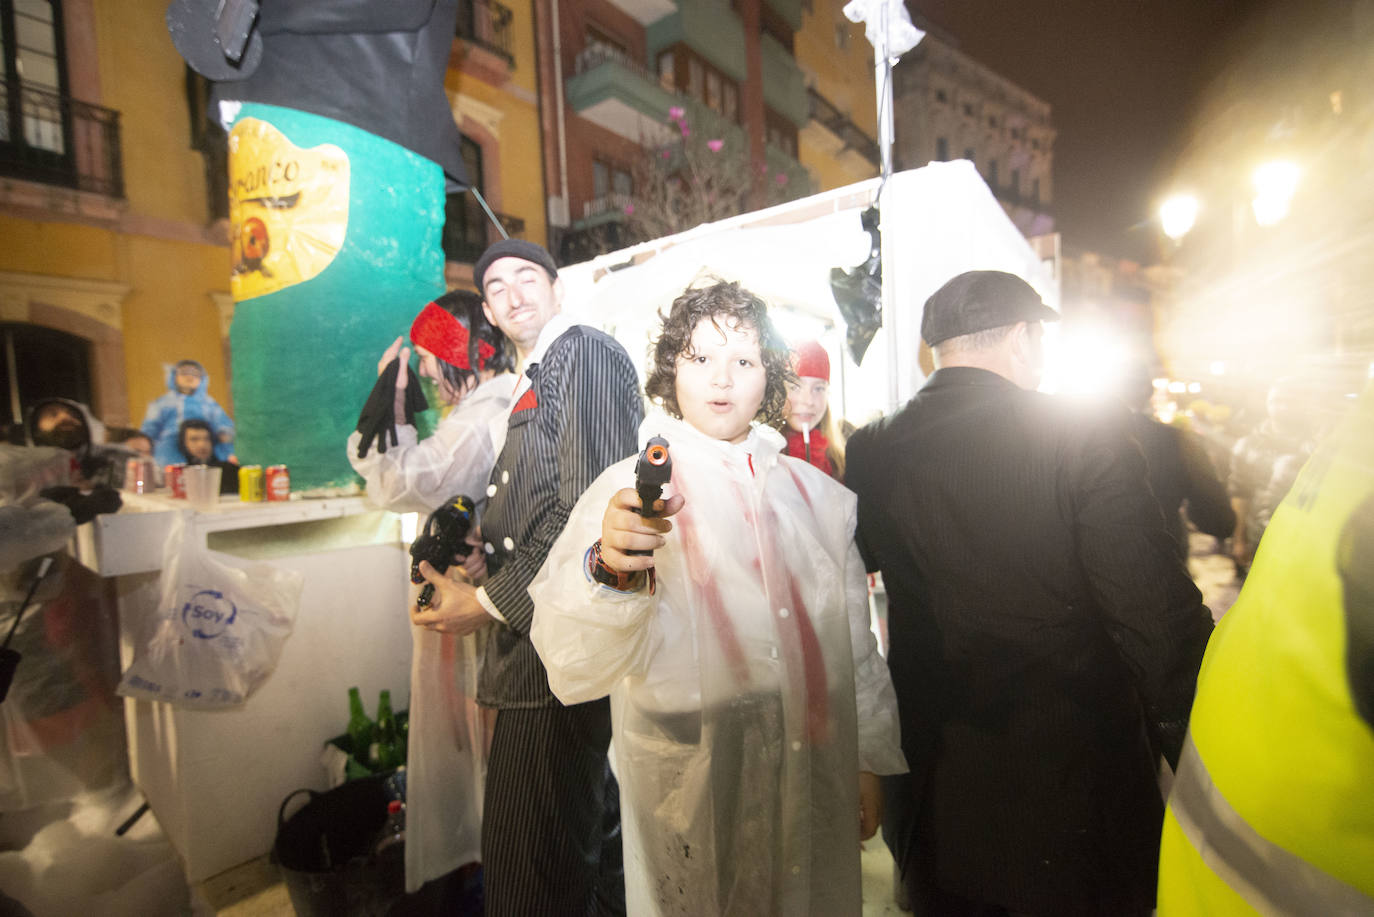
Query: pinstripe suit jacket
[[477, 324, 642, 708], [847, 366, 1213, 915]]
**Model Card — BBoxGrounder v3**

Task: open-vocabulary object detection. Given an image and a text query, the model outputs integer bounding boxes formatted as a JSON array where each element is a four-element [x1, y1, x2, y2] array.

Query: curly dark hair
[[644, 279, 795, 427]]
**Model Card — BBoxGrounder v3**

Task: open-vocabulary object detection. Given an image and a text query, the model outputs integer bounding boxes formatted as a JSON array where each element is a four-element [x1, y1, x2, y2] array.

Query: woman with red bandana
[[782, 340, 846, 480], [347, 289, 514, 514]]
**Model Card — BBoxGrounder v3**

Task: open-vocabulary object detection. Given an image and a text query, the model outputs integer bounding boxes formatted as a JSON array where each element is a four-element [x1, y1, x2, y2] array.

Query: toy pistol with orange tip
[[625, 437, 672, 558], [634, 436, 671, 520]]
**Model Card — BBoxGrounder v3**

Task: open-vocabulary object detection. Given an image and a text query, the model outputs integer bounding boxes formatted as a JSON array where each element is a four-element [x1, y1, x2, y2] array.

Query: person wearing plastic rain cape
[[530, 280, 906, 916], [347, 289, 513, 892]]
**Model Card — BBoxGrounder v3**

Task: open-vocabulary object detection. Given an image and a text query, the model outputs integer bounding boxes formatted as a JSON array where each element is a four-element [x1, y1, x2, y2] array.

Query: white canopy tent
[[559, 160, 1056, 425]]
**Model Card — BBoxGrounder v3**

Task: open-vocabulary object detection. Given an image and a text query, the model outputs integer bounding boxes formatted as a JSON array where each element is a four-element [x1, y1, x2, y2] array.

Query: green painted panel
[[765, 142, 813, 197], [565, 56, 679, 120], [647, 1, 747, 83], [228, 103, 446, 491], [760, 34, 808, 127]]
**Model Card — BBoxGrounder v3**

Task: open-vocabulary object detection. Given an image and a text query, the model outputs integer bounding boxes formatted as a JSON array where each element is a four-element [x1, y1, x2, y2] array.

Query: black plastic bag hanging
[[828, 206, 883, 365]]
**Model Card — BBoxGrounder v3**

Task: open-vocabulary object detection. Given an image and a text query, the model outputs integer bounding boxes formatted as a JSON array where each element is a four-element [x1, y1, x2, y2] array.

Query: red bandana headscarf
[[410, 301, 496, 370]]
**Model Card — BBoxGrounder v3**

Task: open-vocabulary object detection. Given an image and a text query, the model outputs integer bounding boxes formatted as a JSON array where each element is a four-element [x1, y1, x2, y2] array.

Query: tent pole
[[874, 4, 900, 413]]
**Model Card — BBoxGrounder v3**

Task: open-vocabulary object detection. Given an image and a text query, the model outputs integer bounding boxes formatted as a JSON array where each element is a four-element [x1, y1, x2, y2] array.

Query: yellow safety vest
[[1158, 389, 1374, 916]]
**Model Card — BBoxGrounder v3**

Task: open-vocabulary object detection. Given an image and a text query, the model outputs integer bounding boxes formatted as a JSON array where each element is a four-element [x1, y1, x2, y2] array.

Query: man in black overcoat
[[847, 271, 1213, 916]]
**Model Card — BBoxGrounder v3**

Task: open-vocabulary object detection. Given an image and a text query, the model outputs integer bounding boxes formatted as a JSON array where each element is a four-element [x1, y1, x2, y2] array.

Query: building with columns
[[892, 24, 1055, 239]]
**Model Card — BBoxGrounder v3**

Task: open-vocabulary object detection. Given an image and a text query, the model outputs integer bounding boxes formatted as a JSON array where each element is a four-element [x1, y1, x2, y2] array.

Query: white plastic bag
[[404, 621, 487, 892], [117, 512, 303, 708]]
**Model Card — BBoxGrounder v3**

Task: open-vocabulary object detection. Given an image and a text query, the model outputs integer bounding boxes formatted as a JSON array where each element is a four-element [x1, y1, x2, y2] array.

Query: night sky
[[907, 0, 1263, 263]]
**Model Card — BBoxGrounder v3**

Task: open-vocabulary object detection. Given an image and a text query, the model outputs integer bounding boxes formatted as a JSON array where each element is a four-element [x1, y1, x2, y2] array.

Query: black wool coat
[[847, 366, 1213, 916]]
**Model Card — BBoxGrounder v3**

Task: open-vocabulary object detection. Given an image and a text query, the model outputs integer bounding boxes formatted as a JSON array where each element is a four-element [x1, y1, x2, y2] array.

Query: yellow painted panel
[[119, 236, 232, 419], [449, 76, 548, 248], [94, 0, 212, 225], [796, 0, 878, 137], [0, 215, 120, 279]]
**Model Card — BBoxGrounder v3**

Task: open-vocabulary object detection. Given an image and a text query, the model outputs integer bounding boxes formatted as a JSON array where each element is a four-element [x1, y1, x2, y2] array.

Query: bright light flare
[[1040, 321, 1131, 397], [1159, 194, 1200, 241], [1210, 361, 1226, 376], [1251, 160, 1301, 227]]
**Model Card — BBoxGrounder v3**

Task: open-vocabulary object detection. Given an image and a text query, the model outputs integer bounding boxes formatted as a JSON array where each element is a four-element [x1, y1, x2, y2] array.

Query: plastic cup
[[184, 465, 222, 512]]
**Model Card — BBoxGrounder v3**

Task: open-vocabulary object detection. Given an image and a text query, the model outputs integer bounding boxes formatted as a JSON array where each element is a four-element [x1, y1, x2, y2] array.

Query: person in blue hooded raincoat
[[141, 360, 236, 467]]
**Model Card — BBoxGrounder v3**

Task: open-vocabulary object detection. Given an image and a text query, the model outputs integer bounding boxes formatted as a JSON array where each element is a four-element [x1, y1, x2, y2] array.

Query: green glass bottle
[[347, 686, 375, 766], [376, 689, 401, 770]]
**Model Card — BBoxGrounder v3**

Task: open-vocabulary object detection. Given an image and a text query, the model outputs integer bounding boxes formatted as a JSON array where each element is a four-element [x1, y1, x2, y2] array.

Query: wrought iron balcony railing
[[573, 44, 660, 85], [0, 78, 124, 198], [443, 208, 526, 265], [806, 87, 879, 168], [457, 0, 515, 67], [581, 192, 633, 221]]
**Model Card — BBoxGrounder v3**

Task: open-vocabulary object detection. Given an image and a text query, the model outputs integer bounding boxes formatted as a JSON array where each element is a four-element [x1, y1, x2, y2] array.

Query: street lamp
[[1159, 194, 1200, 241]]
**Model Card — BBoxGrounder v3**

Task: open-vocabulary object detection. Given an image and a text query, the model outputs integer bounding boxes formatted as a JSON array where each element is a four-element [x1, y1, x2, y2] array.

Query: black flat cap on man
[[921, 270, 1060, 348], [474, 240, 559, 293]]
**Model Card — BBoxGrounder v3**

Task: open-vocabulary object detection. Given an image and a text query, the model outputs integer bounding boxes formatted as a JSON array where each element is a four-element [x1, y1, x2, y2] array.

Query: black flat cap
[[921, 270, 1060, 348], [474, 240, 558, 294]]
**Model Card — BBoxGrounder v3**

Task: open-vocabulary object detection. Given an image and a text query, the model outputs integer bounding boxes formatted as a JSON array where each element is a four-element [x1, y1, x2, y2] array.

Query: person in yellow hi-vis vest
[[1158, 384, 1374, 915]]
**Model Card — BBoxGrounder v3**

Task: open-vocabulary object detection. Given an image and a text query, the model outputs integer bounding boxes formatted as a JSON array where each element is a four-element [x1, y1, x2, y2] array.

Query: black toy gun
[[627, 437, 671, 556], [410, 494, 476, 608]]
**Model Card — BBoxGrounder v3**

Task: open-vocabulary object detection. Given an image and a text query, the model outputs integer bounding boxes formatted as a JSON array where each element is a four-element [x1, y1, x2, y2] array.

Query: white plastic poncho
[[530, 412, 906, 916], [345, 373, 512, 891], [346, 373, 512, 515]]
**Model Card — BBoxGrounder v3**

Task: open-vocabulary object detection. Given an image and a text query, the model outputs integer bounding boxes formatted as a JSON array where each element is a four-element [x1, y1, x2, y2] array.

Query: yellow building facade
[[0, 0, 231, 429], [0, 0, 545, 433], [795, 0, 881, 191], [442, 0, 549, 289]]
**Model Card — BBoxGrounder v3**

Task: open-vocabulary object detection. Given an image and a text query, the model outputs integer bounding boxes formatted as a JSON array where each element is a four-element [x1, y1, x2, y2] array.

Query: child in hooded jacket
[[141, 360, 235, 467]]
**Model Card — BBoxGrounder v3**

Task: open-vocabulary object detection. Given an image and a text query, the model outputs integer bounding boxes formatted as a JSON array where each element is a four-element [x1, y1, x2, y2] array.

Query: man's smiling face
[[481, 257, 563, 358]]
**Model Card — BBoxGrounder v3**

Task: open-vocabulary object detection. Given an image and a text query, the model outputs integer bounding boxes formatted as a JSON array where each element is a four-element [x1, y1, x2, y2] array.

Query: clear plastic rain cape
[[531, 412, 905, 916]]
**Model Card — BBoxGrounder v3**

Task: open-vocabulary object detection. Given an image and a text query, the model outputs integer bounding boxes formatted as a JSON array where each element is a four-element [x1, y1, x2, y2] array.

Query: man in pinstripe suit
[[412, 240, 640, 915]]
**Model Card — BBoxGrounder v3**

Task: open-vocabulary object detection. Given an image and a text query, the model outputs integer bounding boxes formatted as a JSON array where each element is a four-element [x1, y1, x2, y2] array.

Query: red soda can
[[239, 465, 265, 502], [266, 464, 291, 501], [166, 463, 187, 498]]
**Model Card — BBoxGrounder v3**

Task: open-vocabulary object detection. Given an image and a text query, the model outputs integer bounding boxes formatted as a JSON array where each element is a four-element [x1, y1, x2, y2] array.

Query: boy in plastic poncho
[[141, 359, 236, 467], [529, 280, 906, 916]]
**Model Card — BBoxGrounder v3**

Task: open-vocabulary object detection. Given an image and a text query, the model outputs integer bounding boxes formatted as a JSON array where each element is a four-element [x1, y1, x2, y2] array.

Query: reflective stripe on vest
[[1171, 732, 1374, 916]]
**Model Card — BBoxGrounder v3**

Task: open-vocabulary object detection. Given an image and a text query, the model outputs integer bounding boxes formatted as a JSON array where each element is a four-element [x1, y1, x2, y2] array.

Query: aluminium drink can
[[166, 463, 186, 499], [266, 464, 291, 501], [239, 464, 265, 502]]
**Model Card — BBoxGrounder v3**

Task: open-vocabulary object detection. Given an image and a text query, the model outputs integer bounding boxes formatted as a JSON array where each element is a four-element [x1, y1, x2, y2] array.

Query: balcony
[[604, 0, 675, 27], [759, 34, 807, 129], [0, 78, 123, 198], [566, 45, 677, 145], [443, 207, 525, 264], [807, 87, 879, 167], [765, 142, 811, 199], [647, 7, 747, 84], [581, 192, 634, 224], [456, 0, 515, 67]]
